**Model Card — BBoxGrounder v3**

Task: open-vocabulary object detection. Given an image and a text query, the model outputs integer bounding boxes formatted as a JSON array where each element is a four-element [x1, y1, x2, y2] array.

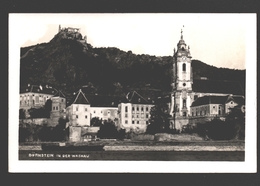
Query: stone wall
[[189, 115, 226, 125], [154, 133, 204, 141], [69, 126, 82, 142]]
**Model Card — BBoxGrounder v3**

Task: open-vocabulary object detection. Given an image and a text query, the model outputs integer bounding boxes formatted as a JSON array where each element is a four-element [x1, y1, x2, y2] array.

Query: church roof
[[191, 95, 229, 107], [192, 79, 244, 95], [191, 95, 245, 107]]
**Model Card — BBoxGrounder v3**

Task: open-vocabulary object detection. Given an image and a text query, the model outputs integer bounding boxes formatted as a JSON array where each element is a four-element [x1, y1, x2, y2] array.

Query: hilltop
[[20, 29, 245, 101]]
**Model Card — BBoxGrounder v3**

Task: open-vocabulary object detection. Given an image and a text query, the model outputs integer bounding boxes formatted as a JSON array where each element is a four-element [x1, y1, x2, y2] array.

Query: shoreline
[[19, 140, 245, 151]]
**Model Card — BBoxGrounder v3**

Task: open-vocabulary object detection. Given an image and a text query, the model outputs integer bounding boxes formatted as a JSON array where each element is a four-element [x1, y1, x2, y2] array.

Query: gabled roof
[[226, 95, 245, 105], [121, 91, 152, 104], [53, 90, 66, 98], [85, 95, 121, 107], [20, 85, 57, 95], [191, 95, 245, 107], [76, 87, 121, 107], [192, 79, 244, 95], [191, 95, 229, 107], [71, 89, 90, 105]]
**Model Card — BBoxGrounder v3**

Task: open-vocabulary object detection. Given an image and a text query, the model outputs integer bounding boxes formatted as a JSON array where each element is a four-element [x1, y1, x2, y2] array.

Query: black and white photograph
[[9, 13, 256, 173]]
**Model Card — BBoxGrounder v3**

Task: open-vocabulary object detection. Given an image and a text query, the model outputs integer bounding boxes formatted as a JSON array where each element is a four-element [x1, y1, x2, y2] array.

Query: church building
[[169, 30, 245, 131]]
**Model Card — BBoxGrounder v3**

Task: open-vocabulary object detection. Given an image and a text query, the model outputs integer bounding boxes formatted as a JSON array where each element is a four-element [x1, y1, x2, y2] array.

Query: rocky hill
[[20, 30, 245, 100]]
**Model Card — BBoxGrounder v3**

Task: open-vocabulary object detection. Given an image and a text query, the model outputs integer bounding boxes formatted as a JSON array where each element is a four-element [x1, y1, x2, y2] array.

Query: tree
[[97, 119, 119, 139], [225, 106, 245, 140], [19, 109, 26, 119], [204, 117, 237, 140], [90, 117, 102, 127], [43, 99, 52, 118], [38, 124, 54, 141], [146, 102, 171, 134], [28, 107, 46, 118], [19, 123, 31, 142], [28, 99, 52, 118], [52, 117, 68, 141], [118, 129, 126, 140]]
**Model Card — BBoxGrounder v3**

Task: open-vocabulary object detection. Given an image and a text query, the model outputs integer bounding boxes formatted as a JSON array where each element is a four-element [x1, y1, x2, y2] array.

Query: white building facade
[[66, 89, 91, 126], [118, 91, 153, 132]]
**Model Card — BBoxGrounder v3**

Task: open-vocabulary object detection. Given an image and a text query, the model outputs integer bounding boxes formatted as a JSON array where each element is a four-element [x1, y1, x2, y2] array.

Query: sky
[[10, 13, 255, 69]]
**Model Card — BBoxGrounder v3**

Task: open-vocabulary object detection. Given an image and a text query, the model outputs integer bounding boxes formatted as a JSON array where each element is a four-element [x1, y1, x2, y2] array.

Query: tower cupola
[[177, 29, 187, 50]]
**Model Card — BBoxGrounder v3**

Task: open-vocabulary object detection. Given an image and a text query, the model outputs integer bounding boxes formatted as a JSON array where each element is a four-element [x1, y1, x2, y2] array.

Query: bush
[[38, 118, 68, 142], [90, 117, 102, 127], [97, 119, 119, 139], [38, 124, 54, 141], [19, 109, 26, 119], [19, 123, 32, 142], [19, 122, 43, 142], [205, 118, 236, 140]]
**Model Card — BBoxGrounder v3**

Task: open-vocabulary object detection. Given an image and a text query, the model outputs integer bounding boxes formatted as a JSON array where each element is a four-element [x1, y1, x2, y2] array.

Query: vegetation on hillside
[[20, 31, 245, 103]]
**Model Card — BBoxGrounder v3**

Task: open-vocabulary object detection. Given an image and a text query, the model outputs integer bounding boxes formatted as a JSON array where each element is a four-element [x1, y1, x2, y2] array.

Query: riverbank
[[19, 140, 245, 151]]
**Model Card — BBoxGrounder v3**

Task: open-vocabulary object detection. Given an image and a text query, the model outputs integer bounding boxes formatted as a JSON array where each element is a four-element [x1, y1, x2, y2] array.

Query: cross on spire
[[181, 25, 184, 40]]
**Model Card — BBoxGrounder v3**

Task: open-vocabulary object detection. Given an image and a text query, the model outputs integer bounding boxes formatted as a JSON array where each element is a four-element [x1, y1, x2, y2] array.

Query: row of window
[[125, 106, 150, 112], [20, 99, 45, 105], [53, 106, 59, 111], [75, 115, 88, 119], [124, 114, 149, 118], [125, 120, 149, 125], [92, 110, 116, 114], [75, 107, 88, 112], [20, 94, 50, 98], [191, 111, 207, 116]]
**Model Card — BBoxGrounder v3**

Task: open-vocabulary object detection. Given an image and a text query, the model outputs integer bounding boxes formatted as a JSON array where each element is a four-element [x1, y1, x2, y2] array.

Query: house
[[85, 94, 120, 124], [66, 89, 91, 126], [50, 90, 66, 126], [189, 94, 245, 125], [19, 84, 57, 117], [118, 91, 154, 132], [169, 30, 245, 130]]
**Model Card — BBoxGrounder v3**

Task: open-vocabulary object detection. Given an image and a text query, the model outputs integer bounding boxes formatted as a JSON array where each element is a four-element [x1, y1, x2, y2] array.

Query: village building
[[19, 85, 57, 117], [50, 90, 67, 126], [189, 94, 245, 125], [87, 95, 119, 124], [66, 89, 91, 127], [118, 91, 154, 132], [169, 30, 245, 131]]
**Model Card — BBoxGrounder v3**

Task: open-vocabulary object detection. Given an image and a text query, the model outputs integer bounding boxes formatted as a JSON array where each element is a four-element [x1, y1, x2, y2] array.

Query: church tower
[[169, 29, 193, 130]]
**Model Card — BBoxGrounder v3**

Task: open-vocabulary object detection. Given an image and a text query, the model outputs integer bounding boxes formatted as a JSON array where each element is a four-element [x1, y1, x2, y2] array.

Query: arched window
[[183, 99, 186, 108], [182, 63, 186, 72]]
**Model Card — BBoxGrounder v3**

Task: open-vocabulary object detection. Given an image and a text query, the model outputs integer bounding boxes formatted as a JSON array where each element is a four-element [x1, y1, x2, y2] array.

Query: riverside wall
[[19, 141, 245, 151]]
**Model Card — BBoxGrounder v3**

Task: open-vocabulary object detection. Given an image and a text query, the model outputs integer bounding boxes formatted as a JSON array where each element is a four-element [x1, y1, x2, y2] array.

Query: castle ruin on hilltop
[[58, 25, 87, 44]]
